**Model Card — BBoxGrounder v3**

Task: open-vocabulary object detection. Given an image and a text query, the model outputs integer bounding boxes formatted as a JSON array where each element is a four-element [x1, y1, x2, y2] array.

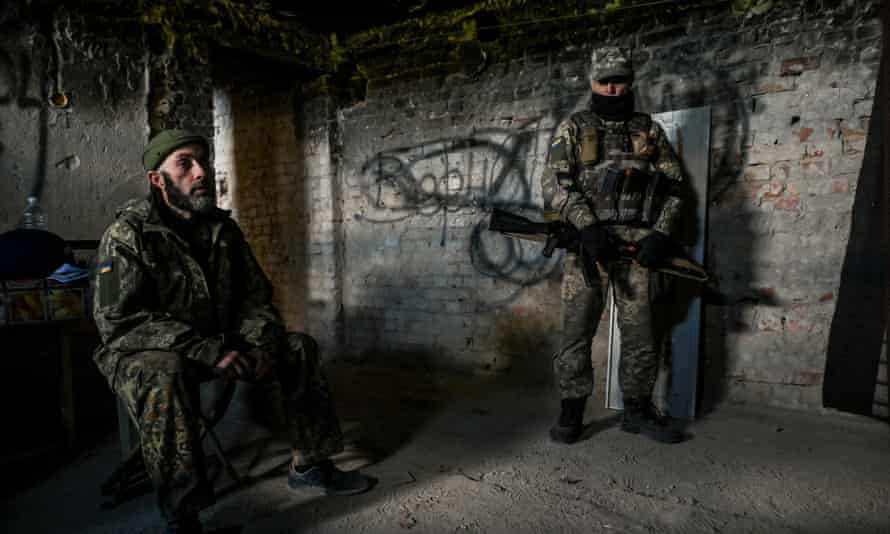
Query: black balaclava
[[590, 90, 635, 121]]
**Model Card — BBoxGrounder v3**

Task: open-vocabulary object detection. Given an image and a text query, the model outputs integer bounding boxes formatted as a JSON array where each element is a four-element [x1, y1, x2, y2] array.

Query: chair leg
[[100, 445, 143, 496], [101, 378, 246, 510], [198, 379, 245, 486], [103, 398, 154, 508], [116, 396, 136, 459], [203, 423, 242, 485], [100, 443, 153, 508]]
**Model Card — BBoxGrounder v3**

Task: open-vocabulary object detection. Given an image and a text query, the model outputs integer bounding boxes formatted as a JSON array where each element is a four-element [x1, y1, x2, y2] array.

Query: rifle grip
[[543, 235, 557, 258]]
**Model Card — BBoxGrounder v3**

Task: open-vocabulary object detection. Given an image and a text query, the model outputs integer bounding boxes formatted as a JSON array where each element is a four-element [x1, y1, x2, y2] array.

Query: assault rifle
[[488, 208, 716, 286]]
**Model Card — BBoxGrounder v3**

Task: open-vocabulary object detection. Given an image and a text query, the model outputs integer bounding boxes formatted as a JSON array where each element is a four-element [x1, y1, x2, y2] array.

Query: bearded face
[[152, 144, 216, 216], [161, 170, 216, 215]]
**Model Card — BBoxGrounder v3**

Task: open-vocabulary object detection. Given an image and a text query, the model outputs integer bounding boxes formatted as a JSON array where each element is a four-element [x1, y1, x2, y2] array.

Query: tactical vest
[[570, 110, 666, 226]]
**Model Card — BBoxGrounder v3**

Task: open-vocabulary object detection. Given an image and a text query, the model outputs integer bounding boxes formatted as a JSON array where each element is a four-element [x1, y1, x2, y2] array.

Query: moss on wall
[[134, 0, 332, 69], [63, 0, 738, 100], [340, 0, 731, 95], [731, 0, 778, 16]]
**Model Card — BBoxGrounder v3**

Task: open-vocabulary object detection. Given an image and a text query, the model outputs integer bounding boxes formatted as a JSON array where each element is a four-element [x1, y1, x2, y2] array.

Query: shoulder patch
[[97, 260, 121, 308], [548, 136, 569, 165]]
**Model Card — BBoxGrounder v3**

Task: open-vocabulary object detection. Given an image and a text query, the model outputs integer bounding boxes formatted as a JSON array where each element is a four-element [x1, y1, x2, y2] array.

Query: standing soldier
[[92, 129, 373, 533], [541, 46, 685, 445]]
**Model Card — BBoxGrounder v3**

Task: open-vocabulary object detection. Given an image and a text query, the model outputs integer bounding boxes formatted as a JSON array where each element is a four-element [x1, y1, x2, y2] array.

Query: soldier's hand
[[547, 221, 579, 250], [636, 231, 670, 268], [248, 347, 276, 382], [215, 350, 255, 381], [580, 224, 610, 262]]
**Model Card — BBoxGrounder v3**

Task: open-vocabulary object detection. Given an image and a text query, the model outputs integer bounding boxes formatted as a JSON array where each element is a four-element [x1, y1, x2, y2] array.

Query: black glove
[[247, 347, 277, 383], [636, 231, 670, 268], [579, 224, 611, 263]]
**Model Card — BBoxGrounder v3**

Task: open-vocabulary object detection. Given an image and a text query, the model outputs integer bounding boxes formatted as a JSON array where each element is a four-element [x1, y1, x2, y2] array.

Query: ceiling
[[3, 0, 739, 85]]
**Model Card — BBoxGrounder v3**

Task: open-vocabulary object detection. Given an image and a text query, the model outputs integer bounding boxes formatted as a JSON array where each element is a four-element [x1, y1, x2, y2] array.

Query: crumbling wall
[[0, 10, 148, 239], [322, 0, 882, 409]]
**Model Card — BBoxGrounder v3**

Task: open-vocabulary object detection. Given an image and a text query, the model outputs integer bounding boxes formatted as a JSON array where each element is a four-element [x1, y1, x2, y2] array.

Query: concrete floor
[[3, 363, 889, 534]]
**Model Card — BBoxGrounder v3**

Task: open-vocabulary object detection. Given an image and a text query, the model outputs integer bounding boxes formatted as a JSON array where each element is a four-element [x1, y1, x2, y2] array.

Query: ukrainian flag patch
[[99, 261, 113, 274]]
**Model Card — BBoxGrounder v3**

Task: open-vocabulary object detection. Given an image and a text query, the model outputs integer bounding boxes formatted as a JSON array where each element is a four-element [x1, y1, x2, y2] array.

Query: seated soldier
[[92, 129, 373, 534]]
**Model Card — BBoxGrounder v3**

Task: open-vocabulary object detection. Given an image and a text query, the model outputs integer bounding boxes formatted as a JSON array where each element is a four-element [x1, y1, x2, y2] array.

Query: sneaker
[[287, 459, 374, 496]]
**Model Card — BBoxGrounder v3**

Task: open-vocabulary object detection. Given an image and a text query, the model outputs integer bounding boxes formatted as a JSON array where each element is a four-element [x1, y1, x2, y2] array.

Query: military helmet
[[589, 46, 634, 84]]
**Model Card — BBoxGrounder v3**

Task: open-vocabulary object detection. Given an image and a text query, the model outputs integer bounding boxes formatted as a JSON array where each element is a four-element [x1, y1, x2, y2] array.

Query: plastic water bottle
[[20, 196, 48, 230]]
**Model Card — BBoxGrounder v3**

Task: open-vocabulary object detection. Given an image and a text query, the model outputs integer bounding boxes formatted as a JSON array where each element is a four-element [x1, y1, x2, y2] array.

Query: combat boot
[[620, 397, 684, 443], [549, 396, 587, 444]]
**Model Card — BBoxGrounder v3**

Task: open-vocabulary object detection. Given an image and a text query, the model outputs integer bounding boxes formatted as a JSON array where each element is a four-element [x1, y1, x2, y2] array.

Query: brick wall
[[299, 95, 346, 354], [302, 0, 883, 410], [212, 81, 311, 333], [335, 102, 564, 376], [2, 1, 880, 413], [212, 71, 344, 353]]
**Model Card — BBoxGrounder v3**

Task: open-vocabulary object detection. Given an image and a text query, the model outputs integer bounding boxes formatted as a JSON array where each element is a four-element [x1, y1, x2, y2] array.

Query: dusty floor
[[3, 364, 889, 534]]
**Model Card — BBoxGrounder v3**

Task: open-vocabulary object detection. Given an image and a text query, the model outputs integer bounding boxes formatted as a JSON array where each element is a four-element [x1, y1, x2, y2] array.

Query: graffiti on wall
[[357, 128, 540, 218], [353, 123, 562, 286], [345, 43, 756, 297]]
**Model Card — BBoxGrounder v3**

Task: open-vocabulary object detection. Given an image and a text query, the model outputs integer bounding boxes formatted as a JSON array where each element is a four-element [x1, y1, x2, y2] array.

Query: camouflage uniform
[[541, 47, 685, 402], [92, 196, 343, 521]]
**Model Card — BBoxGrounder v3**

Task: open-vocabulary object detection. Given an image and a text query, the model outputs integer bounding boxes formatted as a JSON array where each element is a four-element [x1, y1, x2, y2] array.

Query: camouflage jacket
[[92, 196, 284, 385], [541, 109, 685, 235]]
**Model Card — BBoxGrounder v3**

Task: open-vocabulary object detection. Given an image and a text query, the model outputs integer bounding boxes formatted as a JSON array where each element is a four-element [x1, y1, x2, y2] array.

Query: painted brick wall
[[0, 1, 882, 413], [336, 99, 564, 377], [212, 81, 311, 333], [212, 76, 343, 353], [299, 95, 346, 354], [314, 0, 883, 409]]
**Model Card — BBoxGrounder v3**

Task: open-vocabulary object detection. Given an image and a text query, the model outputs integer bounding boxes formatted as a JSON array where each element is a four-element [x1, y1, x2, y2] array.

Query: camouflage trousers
[[554, 227, 665, 401], [113, 332, 343, 521]]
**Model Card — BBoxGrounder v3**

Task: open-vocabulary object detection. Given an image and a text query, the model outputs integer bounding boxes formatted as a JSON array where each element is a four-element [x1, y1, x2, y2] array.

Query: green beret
[[142, 129, 208, 171]]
